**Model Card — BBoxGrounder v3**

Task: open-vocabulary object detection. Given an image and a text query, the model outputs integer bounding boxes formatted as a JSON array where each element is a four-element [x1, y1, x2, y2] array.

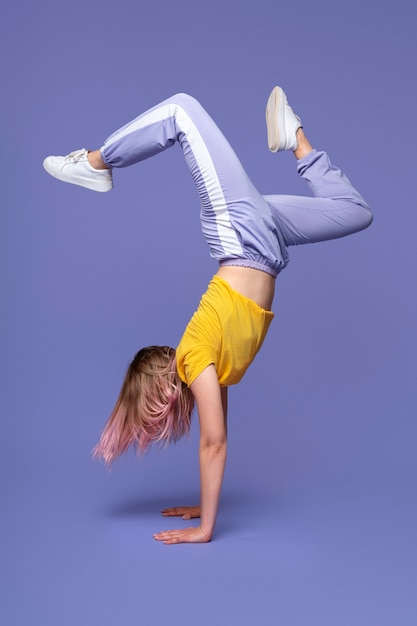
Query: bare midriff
[[216, 265, 275, 311]]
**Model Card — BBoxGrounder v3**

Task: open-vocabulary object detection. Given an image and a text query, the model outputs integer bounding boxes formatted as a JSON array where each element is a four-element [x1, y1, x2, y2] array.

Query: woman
[[43, 86, 373, 544]]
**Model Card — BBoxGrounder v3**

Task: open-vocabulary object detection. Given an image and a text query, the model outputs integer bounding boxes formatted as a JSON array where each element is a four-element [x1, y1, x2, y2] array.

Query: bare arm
[[161, 384, 227, 522], [154, 365, 227, 544], [197, 366, 227, 539]]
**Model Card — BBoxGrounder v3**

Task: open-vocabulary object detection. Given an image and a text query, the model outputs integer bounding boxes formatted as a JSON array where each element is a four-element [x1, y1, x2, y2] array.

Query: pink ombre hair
[[93, 346, 194, 464]]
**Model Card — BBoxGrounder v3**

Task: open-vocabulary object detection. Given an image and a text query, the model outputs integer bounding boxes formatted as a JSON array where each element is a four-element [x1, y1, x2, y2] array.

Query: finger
[[160, 530, 191, 544], [154, 533, 172, 541], [153, 530, 180, 539], [153, 528, 191, 541], [161, 507, 186, 516], [153, 530, 181, 543]]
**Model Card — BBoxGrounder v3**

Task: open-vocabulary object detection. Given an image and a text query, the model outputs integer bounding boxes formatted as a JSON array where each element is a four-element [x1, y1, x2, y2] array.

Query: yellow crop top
[[176, 275, 274, 387]]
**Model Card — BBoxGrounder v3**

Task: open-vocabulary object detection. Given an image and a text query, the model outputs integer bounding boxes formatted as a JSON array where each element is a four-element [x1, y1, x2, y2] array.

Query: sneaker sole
[[266, 86, 286, 153], [43, 159, 113, 193]]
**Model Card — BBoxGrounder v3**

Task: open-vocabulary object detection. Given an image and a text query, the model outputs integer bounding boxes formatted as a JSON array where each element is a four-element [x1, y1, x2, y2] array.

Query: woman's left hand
[[153, 526, 210, 544], [161, 505, 201, 519]]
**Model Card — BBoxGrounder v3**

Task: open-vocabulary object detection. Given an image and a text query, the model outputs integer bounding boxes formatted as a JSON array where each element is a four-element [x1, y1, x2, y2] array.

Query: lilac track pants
[[100, 93, 373, 277]]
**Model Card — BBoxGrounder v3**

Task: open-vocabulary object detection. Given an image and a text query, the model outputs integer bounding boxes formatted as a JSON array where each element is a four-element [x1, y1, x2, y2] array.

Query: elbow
[[200, 439, 227, 456]]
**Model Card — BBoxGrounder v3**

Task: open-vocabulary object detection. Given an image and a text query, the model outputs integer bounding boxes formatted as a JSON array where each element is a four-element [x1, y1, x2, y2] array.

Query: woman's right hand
[[161, 505, 201, 520]]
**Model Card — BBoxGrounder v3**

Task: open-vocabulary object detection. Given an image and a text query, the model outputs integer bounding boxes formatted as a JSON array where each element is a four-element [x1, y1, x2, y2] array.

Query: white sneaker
[[43, 149, 113, 192], [266, 86, 302, 152]]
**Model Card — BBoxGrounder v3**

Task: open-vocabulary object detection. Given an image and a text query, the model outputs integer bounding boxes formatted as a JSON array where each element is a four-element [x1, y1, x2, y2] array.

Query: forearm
[[199, 441, 227, 540]]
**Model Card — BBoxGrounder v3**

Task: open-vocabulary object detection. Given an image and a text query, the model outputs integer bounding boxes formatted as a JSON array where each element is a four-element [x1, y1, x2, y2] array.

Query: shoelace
[[65, 148, 87, 162]]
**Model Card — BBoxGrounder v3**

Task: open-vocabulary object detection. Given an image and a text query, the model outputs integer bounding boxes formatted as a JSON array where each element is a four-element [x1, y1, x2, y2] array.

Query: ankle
[[293, 129, 314, 160], [87, 150, 110, 170]]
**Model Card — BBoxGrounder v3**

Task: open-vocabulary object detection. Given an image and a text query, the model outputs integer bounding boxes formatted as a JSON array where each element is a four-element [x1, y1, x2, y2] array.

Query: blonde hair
[[93, 346, 194, 464]]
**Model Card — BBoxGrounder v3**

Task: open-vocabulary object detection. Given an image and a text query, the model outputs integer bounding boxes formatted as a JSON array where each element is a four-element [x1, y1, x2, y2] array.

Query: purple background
[[1, 1, 416, 624]]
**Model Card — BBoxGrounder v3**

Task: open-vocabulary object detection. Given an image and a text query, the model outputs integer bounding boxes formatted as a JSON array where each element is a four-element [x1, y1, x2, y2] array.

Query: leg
[[264, 88, 373, 246], [263, 146, 373, 247], [100, 94, 287, 272], [44, 93, 287, 274]]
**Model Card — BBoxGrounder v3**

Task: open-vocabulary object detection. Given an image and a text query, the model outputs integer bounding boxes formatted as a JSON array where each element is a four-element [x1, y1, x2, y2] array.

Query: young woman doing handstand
[[43, 86, 373, 544]]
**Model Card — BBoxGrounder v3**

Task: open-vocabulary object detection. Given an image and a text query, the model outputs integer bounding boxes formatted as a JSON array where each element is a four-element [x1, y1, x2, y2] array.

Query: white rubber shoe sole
[[266, 86, 302, 153]]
